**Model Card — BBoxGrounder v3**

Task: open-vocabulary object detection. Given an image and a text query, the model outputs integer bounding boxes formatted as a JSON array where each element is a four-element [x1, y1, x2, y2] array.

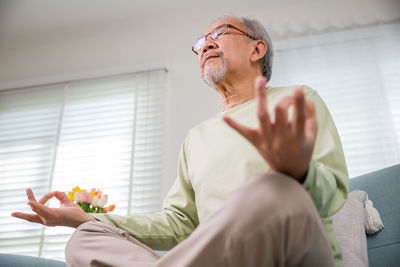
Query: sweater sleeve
[[302, 87, 349, 218], [92, 137, 199, 251]]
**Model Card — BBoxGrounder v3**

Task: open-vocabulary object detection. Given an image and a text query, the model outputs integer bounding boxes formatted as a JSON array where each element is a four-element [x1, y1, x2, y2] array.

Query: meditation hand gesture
[[11, 188, 96, 228], [222, 76, 318, 182]]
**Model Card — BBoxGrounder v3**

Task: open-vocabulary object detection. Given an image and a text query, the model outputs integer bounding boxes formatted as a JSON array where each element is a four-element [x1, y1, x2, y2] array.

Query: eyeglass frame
[[192, 23, 257, 55]]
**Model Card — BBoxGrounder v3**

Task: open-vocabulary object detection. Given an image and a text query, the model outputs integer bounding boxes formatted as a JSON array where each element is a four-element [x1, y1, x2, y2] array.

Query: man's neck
[[215, 73, 259, 111]]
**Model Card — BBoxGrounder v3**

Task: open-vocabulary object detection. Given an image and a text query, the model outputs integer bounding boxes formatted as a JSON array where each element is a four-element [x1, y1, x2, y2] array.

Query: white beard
[[202, 57, 228, 88]]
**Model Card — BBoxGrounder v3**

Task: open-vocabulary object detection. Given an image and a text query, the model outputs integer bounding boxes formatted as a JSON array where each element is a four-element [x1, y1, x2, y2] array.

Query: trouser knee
[[65, 221, 109, 265], [228, 171, 320, 231], [226, 172, 334, 266]]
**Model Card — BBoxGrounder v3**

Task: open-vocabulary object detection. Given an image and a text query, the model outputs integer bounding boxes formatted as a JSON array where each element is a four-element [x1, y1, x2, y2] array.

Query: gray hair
[[240, 17, 274, 81]]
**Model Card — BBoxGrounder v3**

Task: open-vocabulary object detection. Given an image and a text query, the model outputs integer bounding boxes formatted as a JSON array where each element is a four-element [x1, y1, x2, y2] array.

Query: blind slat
[[270, 23, 400, 178], [1, 69, 166, 261]]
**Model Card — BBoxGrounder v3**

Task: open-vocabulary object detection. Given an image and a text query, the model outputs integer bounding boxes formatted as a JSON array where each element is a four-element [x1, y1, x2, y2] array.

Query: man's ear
[[250, 40, 267, 63]]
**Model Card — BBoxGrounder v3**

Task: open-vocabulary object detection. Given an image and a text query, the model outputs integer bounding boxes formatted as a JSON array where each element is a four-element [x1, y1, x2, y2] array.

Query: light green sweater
[[93, 85, 349, 266]]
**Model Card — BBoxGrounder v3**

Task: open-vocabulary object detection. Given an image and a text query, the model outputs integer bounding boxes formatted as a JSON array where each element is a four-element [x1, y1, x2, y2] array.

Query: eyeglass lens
[[193, 24, 228, 53]]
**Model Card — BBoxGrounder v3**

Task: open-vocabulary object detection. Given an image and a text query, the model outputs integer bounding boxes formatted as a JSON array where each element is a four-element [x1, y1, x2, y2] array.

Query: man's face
[[197, 17, 254, 87]]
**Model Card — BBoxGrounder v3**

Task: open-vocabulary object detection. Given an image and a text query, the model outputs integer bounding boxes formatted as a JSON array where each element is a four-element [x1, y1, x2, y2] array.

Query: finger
[[274, 95, 294, 131], [255, 76, 271, 132], [28, 201, 53, 219], [293, 88, 306, 136], [26, 188, 37, 202], [305, 99, 316, 118], [54, 191, 71, 204], [11, 212, 43, 224], [222, 115, 258, 145], [305, 100, 318, 138], [38, 191, 56, 205]]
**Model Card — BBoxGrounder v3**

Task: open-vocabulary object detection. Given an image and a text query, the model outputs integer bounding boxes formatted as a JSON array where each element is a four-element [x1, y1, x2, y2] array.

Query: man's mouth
[[202, 54, 221, 67], [206, 56, 219, 63]]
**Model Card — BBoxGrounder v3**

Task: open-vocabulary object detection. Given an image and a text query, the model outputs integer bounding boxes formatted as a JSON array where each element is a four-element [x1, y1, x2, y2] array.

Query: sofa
[[1, 164, 399, 267], [345, 164, 400, 266]]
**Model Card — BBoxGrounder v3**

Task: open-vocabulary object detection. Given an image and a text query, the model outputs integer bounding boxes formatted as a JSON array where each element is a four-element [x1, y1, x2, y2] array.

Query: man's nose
[[201, 38, 217, 54]]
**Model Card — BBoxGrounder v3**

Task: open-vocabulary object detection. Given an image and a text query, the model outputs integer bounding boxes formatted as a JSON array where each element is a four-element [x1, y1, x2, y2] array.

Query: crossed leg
[[65, 172, 335, 267]]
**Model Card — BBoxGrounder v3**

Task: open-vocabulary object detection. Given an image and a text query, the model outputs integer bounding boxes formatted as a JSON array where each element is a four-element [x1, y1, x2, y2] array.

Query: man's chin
[[203, 63, 216, 73], [201, 60, 228, 88], [202, 65, 221, 78]]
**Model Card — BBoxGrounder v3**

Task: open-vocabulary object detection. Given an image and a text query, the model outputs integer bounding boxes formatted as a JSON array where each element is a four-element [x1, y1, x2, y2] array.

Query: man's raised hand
[[11, 188, 96, 228], [222, 76, 318, 182]]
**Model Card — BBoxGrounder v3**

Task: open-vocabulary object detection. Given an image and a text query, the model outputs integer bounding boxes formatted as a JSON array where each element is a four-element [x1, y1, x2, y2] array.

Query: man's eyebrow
[[204, 24, 227, 35], [214, 24, 227, 30]]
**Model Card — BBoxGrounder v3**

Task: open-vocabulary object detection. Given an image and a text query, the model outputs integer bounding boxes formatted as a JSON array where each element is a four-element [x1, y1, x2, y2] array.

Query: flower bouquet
[[67, 186, 115, 213]]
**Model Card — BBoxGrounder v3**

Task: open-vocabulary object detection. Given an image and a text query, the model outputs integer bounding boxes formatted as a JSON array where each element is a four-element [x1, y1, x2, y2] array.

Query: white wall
[[0, 0, 399, 198]]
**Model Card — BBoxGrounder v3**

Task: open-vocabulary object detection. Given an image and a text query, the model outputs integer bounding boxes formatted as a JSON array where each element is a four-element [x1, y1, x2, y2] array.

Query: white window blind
[[0, 69, 166, 260], [269, 23, 400, 178]]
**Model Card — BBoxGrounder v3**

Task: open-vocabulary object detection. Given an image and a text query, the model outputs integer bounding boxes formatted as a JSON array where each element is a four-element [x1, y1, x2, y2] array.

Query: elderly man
[[12, 16, 348, 267]]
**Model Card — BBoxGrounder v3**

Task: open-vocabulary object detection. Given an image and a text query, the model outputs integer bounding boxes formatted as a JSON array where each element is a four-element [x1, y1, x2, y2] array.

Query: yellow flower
[[66, 186, 115, 213], [67, 192, 74, 201], [72, 186, 81, 193]]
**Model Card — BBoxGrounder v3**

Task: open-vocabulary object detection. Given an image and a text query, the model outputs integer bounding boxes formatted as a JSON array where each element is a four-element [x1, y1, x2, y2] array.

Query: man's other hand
[[222, 76, 318, 182], [11, 188, 97, 228]]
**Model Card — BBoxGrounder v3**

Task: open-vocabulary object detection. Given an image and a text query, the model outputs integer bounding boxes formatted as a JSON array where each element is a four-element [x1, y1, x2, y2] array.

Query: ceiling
[[0, 0, 398, 39], [0, 0, 272, 37], [0, 0, 166, 35]]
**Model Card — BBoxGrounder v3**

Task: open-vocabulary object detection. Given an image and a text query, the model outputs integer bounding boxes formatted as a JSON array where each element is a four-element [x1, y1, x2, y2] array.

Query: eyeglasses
[[192, 23, 257, 55]]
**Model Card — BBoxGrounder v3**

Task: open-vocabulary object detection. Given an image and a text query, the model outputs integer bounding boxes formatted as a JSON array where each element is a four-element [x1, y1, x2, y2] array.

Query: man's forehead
[[204, 17, 242, 34]]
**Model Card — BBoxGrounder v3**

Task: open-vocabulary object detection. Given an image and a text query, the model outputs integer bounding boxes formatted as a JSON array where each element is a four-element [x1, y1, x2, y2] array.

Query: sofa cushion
[[349, 164, 400, 267], [332, 190, 368, 267]]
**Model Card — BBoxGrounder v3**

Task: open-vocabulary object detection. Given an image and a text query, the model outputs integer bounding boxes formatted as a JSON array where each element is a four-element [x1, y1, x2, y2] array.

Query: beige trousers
[[65, 172, 335, 267]]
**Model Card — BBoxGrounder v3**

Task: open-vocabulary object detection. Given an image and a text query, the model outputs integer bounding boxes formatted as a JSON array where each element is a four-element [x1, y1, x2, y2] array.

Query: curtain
[[0, 69, 166, 260], [269, 22, 400, 178]]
